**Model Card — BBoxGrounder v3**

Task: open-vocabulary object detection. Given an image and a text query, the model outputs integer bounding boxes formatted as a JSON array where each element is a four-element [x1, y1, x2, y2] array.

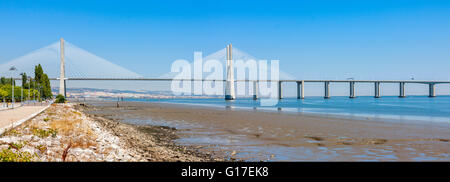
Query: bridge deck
[[43, 78, 450, 84], [10, 77, 450, 84]]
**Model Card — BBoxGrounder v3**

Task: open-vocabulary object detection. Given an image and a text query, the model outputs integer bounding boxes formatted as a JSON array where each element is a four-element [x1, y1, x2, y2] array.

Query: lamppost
[[33, 78, 35, 102], [38, 83, 40, 102], [9, 66, 17, 108], [21, 83, 23, 106], [28, 76, 31, 103]]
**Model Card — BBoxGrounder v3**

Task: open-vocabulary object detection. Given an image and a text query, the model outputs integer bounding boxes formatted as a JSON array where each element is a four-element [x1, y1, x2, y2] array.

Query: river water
[[127, 95, 450, 123]]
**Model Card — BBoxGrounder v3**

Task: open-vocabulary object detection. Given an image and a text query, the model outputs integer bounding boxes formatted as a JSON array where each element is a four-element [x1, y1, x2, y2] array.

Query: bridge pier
[[225, 44, 235, 100], [253, 81, 258, 100], [428, 83, 436, 97], [324, 81, 330, 99], [297, 81, 304, 99], [278, 81, 282, 99], [64, 79, 67, 97], [349, 82, 356, 98], [374, 82, 381, 98], [399, 82, 406, 98]]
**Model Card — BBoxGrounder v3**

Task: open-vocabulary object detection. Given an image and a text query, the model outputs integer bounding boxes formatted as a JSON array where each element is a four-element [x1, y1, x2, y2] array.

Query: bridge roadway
[[36, 77, 450, 84], [12, 78, 450, 99]]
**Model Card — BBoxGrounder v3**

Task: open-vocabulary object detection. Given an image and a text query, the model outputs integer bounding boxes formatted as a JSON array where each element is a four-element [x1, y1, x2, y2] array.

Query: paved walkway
[[0, 105, 48, 134]]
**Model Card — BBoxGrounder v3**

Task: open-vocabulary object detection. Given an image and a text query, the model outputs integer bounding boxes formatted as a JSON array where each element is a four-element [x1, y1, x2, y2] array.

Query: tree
[[0, 64, 52, 102], [34, 64, 44, 83], [0, 77, 14, 85], [0, 88, 7, 102], [32, 64, 52, 100], [21, 72, 28, 88], [0, 77, 6, 85], [41, 74, 52, 99]]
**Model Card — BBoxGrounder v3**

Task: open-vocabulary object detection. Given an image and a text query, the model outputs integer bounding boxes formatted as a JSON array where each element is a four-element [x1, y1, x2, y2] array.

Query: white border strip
[[0, 103, 52, 135]]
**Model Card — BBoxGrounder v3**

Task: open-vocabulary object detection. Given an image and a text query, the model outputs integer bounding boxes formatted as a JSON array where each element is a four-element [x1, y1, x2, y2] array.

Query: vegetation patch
[[36, 145, 47, 154], [0, 148, 37, 162], [32, 128, 58, 138], [8, 141, 27, 150], [2, 129, 21, 137], [1, 64, 52, 102], [55, 94, 66, 103]]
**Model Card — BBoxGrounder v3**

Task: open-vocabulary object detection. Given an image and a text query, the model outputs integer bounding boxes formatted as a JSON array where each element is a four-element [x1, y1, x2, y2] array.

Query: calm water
[[126, 95, 450, 123]]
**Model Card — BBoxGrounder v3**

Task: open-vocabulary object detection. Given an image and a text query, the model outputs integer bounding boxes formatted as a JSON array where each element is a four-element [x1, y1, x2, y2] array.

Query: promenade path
[[0, 105, 49, 134]]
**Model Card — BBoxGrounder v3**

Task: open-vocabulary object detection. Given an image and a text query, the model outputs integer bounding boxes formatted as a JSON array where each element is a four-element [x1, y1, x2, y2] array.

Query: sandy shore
[[3, 100, 447, 161], [0, 103, 217, 161], [83, 101, 450, 161]]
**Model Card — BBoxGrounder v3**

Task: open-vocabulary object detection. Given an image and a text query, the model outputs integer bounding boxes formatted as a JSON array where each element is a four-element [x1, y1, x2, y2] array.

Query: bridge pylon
[[59, 38, 66, 98]]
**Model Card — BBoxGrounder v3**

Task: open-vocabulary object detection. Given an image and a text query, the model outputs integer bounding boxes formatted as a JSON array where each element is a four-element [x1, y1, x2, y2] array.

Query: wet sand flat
[[84, 101, 450, 161]]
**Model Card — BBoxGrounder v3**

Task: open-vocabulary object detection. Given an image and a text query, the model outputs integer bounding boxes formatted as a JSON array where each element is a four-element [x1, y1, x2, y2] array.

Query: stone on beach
[[0, 103, 143, 161]]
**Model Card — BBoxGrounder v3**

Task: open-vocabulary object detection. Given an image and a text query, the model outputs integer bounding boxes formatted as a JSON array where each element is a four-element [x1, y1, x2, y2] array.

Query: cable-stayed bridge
[[0, 40, 142, 79], [1, 38, 449, 99]]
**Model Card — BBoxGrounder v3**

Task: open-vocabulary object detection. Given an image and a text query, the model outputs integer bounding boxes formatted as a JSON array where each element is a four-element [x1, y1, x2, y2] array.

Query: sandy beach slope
[[0, 103, 216, 161]]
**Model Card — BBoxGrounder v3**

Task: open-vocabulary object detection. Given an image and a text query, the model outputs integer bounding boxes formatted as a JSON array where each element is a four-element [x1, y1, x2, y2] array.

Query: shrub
[[2, 129, 21, 136], [0, 148, 36, 162], [36, 145, 47, 154], [32, 128, 58, 138], [55, 94, 66, 103], [8, 142, 26, 150]]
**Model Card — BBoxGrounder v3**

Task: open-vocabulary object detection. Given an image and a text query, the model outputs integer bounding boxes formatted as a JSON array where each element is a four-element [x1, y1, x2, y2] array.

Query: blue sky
[[1, 0, 450, 95]]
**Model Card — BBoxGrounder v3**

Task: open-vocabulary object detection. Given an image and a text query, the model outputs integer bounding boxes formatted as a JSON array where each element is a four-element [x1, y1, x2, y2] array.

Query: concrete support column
[[253, 81, 258, 100], [296, 81, 305, 99], [64, 79, 67, 98], [349, 82, 356, 98], [225, 44, 235, 100], [399, 82, 406, 98], [278, 81, 282, 99], [374, 82, 380, 98], [301, 80, 305, 99], [429, 83, 436, 97], [324, 81, 330, 99]]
